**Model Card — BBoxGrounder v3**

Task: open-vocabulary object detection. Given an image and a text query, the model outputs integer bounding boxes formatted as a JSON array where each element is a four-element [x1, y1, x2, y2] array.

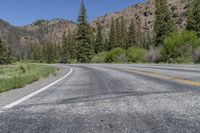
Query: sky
[[0, 0, 145, 26]]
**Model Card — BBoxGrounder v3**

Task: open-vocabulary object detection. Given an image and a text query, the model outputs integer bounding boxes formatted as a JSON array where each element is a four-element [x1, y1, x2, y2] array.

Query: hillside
[[92, 0, 190, 34], [0, 0, 190, 50], [0, 19, 76, 58], [24, 19, 76, 44]]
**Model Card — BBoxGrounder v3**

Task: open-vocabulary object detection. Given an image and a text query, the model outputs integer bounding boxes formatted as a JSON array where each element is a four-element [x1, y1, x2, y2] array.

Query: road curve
[[0, 64, 200, 133]]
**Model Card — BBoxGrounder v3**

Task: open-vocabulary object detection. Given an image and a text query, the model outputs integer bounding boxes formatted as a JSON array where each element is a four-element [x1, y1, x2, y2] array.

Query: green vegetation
[[0, 63, 57, 93], [92, 47, 148, 63], [3, 0, 200, 64], [186, 0, 200, 37], [108, 18, 117, 51], [32, 43, 62, 63], [127, 48, 147, 63], [91, 52, 107, 63], [0, 38, 11, 64], [62, 30, 76, 63], [105, 48, 127, 63], [161, 31, 200, 63], [154, 0, 175, 46], [127, 19, 137, 49], [76, 0, 93, 63], [94, 22, 104, 54]]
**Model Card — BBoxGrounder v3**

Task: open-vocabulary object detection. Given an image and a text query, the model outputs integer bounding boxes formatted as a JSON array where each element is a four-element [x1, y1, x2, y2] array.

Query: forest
[[0, 0, 200, 64]]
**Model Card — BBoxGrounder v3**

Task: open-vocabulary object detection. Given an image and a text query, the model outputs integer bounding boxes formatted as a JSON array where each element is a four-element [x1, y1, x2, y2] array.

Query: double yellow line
[[112, 67, 200, 87]]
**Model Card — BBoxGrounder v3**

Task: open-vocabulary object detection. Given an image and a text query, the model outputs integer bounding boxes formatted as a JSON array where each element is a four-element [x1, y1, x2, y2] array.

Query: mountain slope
[[0, 0, 190, 49], [24, 19, 76, 44], [91, 0, 190, 35]]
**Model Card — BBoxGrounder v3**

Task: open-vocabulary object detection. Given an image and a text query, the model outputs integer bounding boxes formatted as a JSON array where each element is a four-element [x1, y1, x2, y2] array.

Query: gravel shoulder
[[0, 64, 69, 108]]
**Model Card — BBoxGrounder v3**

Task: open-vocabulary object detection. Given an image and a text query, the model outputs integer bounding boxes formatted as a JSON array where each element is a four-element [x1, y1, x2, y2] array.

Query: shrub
[[105, 48, 127, 63], [161, 31, 200, 63], [193, 47, 200, 63], [126, 47, 147, 63], [91, 52, 107, 63], [145, 47, 161, 63]]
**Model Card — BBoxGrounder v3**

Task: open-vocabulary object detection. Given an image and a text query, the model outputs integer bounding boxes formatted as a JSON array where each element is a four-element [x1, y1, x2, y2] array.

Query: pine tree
[[143, 31, 152, 50], [94, 22, 104, 54], [45, 43, 55, 64], [76, 0, 93, 63], [32, 45, 42, 62], [127, 19, 137, 49], [0, 38, 11, 64], [154, 0, 175, 46], [186, 0, 200, 37], [42, 43, 47, 62], [55, 44, 62, 61], [115, 18, 121, 47], [119, 17, 127, 49], [104, 37, 109, 51], [88, 25, 95, 54], [62, 30, 76, 63], [108, 18, 116, 50]]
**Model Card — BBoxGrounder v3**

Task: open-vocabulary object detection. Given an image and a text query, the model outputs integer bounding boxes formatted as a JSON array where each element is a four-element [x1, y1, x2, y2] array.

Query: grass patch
[[0, 63, 57, 93]]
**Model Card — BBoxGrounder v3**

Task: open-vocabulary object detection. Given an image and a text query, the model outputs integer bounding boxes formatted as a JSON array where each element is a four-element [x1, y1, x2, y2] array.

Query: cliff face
[[92, 0, 190, 35]]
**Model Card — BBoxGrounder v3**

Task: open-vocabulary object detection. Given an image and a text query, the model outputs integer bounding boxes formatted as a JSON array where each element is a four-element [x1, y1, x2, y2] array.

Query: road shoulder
[[0, 64, 70, 108]]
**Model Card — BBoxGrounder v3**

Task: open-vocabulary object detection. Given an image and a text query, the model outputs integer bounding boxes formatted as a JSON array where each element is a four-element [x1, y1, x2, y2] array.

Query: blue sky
[[0, 0, 145, 26]]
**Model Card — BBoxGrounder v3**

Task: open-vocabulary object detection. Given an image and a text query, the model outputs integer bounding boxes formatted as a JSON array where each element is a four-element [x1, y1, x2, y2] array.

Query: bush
[[193, 47, 200, 63], [105, 48, 127, 63], [126, 47, 147, 63], [0, 39, 11, 64], [145, 47, 161, 63], [161, 31, 200, 63], [91, 52, 107, 63]]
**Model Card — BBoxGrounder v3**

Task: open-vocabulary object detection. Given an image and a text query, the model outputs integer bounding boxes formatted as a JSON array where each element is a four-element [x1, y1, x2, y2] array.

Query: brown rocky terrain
[[91, 0, 190, 35], [0, 0, 190, 48], [24, 19, 76, 44]]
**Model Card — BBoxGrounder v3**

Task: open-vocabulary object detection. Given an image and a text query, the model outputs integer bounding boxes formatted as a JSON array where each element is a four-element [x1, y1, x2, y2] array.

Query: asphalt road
[[1, 64, 200, 133]]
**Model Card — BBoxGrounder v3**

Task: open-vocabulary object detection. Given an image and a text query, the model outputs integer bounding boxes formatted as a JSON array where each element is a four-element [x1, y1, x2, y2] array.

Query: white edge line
[[0, 66, 73, 111]]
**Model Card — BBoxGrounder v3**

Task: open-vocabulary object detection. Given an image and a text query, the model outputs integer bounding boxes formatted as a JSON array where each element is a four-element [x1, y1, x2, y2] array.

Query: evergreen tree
[[154, 0, 175, 46], [143, 31, 152, 50], [54, 43, 61, 62], [108, 18, 116, 50], [32, 45, 42, 62], [115, 18, 121, 47], [88, 25, 95, 54], [127, 19, 137, 49], [119, 17, 127, 49], [94, 22, 104, 54], [0, 38, 11, 64], [76, 0, 93, 63], [186, 0, 200, 37], [104, 37, 109, 51], [62, 30, 76, 63], [44, 43, 55, 63], [42, 43, 47, 62]]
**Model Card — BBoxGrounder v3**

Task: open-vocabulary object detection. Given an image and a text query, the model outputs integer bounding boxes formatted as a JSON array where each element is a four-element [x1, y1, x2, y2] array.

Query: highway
[[0, 64, 200, 133]]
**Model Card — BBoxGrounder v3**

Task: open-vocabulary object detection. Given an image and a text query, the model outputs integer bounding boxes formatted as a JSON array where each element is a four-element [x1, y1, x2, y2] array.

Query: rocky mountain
[[0, 19, 76, 57], [91, 0, 190, 35], [0, 19, 76, 44], [24, 19, 76, 44], [0, 0, 190, 49]]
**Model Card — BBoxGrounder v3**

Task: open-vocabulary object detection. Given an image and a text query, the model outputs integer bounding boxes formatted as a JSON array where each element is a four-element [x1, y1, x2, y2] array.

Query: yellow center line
[[112, 67, 200, 87]]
